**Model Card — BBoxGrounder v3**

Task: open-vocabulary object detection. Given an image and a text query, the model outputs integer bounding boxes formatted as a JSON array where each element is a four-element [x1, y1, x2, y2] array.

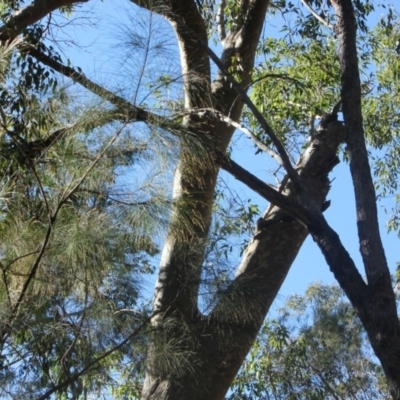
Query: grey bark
[[126, 1, 400, 399], [326, 1, 400, 398]]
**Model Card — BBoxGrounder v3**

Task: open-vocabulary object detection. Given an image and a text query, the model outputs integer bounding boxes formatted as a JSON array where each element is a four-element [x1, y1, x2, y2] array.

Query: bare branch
[[189, 108, 283, 164], [250, 72, 306, 89], [0, 0, 89, 42], [36, 317, 151, 400], [24, 45, 152, 122], [28, 109, 139, 164], [214, 152, 312, 225], [21, 44, 190, 138], [300, 0, 335, 29], [4, 250, 41, 272], [219, 113, 283, 164]]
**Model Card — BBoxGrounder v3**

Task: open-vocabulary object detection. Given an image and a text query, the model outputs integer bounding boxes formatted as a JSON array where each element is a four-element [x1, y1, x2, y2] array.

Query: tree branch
[[216, 152, 311, 224], [330, 0, 391, 287], [187, 108, 283, 165], [0, 0, 89, 42], [250, 73, 306, 89], [218, 113, 283, 164], [24, 46, 154, 121], [222, 126, 367, 301], [176, 19, 300, 187], [300, 0, 335, 30], [3, 107, 133, 166]]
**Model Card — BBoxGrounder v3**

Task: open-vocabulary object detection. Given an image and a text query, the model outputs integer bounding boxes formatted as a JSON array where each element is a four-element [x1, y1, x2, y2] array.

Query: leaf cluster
[[230, 283, 391, 400]]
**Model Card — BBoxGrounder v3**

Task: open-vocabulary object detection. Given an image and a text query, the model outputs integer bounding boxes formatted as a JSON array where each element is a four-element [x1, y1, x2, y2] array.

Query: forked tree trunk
[[133, 0, 400, 399], [141, 122, 346, 400]]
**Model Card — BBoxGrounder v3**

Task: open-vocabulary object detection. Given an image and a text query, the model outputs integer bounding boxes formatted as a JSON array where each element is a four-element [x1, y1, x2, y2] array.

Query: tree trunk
[[324, 1, 400, 398], [141, 121, 345, 400]]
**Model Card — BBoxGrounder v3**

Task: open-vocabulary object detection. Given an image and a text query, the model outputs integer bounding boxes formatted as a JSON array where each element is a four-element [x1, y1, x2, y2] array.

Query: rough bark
[[141, 121, 345, 400], [138, 2, 275, 398], [325, 1, 400, 398], [129, 2, 394, 399]]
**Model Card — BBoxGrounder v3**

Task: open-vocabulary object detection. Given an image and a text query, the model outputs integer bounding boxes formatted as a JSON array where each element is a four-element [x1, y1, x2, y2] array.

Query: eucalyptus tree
[[231, 283, 392, 400], [1, 0, 400, 400]]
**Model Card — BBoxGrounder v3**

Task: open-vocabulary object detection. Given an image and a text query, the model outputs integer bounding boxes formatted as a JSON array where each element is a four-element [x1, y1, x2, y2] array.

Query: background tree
[[1, 0, 400, 399], [231, 283, 392, 400]]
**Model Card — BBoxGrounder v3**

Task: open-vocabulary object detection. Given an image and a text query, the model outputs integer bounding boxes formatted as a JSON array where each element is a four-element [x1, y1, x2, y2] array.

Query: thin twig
[[214, 152, 312, 225], [250, 73, 306, 89], [60, 124, 127, 205], [22, 45, 152, 123], [4, 250, 41, 272], [36, 317, 152, 400], [216, 0, 226, 43], [0, 262, 12, 308], [220, 115, 283, 164], [300, 0, 335, 29], [30, 162, 50, 215], [133, 12, 153, 105]]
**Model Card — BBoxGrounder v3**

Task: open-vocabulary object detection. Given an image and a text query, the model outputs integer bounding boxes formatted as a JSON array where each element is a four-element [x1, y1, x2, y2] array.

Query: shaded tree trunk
[[141, 121, 345, 399], [325, 1, 400, 398], [128, 1, 400, 400]]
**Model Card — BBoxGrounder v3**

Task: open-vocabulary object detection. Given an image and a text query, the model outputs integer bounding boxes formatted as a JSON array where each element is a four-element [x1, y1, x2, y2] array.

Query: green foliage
[[361, 11, 400, 233], [0, 40, 174, 398], [245, 4, 400, 235], [249, 37, 340, 145], [230, 283, 391, 400]]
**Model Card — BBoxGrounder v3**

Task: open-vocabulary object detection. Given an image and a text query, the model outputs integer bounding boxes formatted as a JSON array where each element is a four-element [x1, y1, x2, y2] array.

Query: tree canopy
[[231, 283, 393, 400], [1, 0, 400, 399]]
